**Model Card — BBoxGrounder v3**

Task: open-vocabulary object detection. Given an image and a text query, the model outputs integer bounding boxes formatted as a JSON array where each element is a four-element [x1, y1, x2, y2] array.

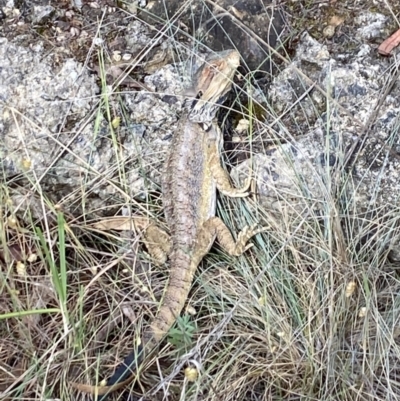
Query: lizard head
[[185, 49, 240, 123]]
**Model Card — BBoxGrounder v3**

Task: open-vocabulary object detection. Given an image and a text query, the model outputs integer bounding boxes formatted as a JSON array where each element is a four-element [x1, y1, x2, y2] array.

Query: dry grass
[[2, 1, 400, 401]]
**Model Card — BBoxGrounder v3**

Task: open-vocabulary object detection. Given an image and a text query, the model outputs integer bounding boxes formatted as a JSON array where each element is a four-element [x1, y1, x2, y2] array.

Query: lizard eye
[[196, 91, 203, 99]]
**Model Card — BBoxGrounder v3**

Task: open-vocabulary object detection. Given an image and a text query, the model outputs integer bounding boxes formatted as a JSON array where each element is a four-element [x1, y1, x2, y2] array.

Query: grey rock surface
[[0, 38, 98, 179], [232, 24, 400, 255], [139, 0, 285, 72], [0, 34, 195, 219]]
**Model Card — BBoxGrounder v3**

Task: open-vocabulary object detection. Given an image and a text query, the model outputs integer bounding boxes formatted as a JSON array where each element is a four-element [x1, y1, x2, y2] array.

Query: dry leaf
[[184, 366, 199, 382], [91, 217, 137, 231], [15, 261, 26, 277], [329, 15, 344, 27], [378, 28, 400, 56], [345, 281, 356, 297], [358, 307, 367, 317]]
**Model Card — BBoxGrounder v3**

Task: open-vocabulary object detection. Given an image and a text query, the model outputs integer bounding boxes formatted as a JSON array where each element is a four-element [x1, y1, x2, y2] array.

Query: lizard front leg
[[206, 125, 252, 198]]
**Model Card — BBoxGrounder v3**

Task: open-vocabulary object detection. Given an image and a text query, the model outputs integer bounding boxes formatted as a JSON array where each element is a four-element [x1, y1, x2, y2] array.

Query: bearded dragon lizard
[[71, 49, 264, 399]]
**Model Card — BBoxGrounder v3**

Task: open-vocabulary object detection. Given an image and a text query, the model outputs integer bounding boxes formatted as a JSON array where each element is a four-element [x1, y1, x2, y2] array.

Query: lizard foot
[[197, 217, 266, 259]]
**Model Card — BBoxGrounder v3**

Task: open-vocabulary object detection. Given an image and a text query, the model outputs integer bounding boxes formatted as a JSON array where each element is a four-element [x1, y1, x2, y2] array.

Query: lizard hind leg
[[201, 217, 265, 257]]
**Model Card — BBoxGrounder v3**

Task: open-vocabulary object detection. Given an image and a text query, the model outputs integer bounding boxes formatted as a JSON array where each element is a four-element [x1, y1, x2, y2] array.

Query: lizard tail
[[70, 344, 144, 400], [71, 250, 196, 399], [96, 345, 144, 401]]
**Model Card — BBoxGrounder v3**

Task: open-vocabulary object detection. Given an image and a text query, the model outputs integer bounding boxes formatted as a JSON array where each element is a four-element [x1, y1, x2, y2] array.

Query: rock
[[232, 26, 400, 256], [31, 5, 55, 25], [0, 33, 190, 219], [139, 0, 285, 73], [0, 38, 98, 178]]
